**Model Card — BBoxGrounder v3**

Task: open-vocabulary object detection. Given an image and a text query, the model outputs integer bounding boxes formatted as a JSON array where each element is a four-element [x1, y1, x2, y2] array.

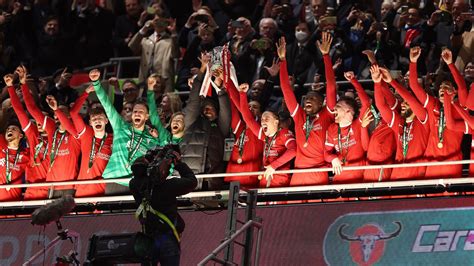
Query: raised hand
[[198, 52, 211, 69], [276, 37, 286, 60], [3, 74, 14, 87], [238, 83, 250, 93], [147, 75, 158, 90], [89, 69, 101, 82], [85, 85, 95, 94], [46, 95, 58, 111], [379, 67, 393, 83], [369, 65, 382, 83], [317, 31, 333, 55], [409, 46, 421, 63], [343, 71, 355, 81], [441, 48, 453, 65], [362, 49, 377, 65], [15, 65, 28, 84], [167, 18, 177, 33], [361, 109, 374, 128], [264, 58, 280, 77]]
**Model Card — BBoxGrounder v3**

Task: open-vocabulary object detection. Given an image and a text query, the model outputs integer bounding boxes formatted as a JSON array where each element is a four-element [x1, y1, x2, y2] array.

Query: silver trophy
[[210, 46, 224, 72]]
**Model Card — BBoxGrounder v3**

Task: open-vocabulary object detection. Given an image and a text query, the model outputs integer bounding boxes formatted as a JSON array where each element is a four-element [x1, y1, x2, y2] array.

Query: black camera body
[[132, 145, 180, 184]]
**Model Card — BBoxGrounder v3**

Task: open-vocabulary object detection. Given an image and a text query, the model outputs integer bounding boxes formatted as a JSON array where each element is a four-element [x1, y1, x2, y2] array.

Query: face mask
[[295, 31, 309, 42]]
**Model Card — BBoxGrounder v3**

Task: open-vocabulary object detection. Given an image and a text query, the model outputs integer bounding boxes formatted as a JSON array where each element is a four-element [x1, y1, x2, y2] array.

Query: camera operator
[[130, 145, 197, 266]]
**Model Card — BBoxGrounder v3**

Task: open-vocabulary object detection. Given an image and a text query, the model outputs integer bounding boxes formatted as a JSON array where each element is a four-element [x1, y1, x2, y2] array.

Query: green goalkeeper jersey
[[93, 80, 168, 185]]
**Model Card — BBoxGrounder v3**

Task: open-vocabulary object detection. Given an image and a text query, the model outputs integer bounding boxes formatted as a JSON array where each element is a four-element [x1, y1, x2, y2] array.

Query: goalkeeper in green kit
[[89, 69, 169, 194]]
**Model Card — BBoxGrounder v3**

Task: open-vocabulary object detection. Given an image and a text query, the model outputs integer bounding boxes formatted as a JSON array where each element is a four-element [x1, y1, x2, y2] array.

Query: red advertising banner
[[1, 197, 473, 265]]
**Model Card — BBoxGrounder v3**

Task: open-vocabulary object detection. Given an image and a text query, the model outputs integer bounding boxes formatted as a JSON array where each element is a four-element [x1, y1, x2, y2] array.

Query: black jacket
[[130, 162, 197, 235]]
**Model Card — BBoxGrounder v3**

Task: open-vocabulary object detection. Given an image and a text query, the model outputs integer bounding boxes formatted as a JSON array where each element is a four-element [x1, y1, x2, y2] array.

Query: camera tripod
[[23, 221, 81, 266]]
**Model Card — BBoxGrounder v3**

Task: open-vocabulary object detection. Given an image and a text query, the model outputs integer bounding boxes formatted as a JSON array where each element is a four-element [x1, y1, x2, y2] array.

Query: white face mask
[[295, 31, 309, 42]]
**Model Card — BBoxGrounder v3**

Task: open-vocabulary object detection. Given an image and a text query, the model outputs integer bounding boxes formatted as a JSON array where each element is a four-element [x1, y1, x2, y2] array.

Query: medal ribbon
[[305, 116, 312, 143], [337, 125, 351, 164], [438, 107, 445, 145], [5, 148, 21, 184], [370, 105, 380, 126], [402, 121, 413, 159], [33, 138, 48, 164], [264, 129, 279, 160], [88, 133, 107, 170], [237, 127, 246, 159], [49, 129, 66, 169], [128, 127, 145, 164]]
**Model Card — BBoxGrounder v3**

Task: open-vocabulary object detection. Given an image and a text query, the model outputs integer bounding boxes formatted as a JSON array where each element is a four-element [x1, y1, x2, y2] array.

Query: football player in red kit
[[276, 32, 336, 186], [4, 69, 49, 199], [23, 72, 80, 197], [238, 83, 296, 188], [344, 71, 396, 182], [409, 47, 466, 178], [47, 87, 113, 197], [444, 92, 472, 176], [0, 121, 30, 201], [324, 97, 371, 183], [371, 65, 430, 180], [221, 61, 264, 189]]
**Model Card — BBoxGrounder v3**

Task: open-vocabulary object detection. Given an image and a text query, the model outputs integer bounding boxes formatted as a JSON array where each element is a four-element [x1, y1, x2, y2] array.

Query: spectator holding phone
[[129, 13, 179, 91]]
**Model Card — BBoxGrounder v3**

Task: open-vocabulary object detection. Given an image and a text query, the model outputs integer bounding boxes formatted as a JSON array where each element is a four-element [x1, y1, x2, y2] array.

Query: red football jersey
[[0, 146, 30, 201], [364, 121, 397, 181], [325, 120, 367, 183]]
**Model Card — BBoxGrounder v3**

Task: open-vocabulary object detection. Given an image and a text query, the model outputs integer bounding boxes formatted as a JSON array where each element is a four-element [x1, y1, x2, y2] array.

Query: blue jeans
[[150, 232, 180, 266]]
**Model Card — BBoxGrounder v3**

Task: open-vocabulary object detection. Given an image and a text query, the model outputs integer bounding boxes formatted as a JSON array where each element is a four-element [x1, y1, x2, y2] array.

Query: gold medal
[[237, 157, 243, 164], [303, 142, 308, 148], [438, 142, 443, 148], [258, 175, 263, 180]]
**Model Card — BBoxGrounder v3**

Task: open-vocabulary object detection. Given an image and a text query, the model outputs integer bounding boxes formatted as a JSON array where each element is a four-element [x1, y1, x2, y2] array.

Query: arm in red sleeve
[[409, 62, 432, 107], [375, 82, 400, 128], [324, 128, 338, 163], [269, 138, 296, 169], [360, 123, 369, 152], [444, 94, 467, 133], [225, 79, 241, 111], [390, 79, 428, 123], [70, 91, 89, 134], [21, 83, 45, 124], [21, 83, 55, 135], [7, 86, 30, 128], [55, 109, 78, 137], [448, 63, 467, 107], [453, 103, 474, 129], [230, 96, 241, 133], [279, 60, 299, 114], [466, 83, 474, 111], [239, 91, 263, 140], [381, 81, 397, 109], [350, 78, 371, 110], [324, 55, 336, 110]]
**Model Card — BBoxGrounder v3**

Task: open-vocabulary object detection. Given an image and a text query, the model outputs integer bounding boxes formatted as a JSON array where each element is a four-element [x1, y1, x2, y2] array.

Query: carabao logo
[[338, 222, 402, 266]]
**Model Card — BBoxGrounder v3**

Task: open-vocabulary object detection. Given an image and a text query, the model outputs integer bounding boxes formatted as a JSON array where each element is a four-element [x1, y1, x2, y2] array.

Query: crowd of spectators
[[0, 0, 473, 201]]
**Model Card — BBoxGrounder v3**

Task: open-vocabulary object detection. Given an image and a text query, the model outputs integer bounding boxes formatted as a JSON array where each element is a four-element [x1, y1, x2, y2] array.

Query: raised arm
[[371, 66, 399, 127], [46, 95, 78, 136], [69, 90, 90, 134], [453, 102, 474, 129], [146, 75, 170, 144], [381, 81, 398, 109], [409, 47, 432, 107], [441, 49, 468, 107], [239, 85, 263, 140], [467, 83, 474, 111], [345, 72, 370, 114], [318, 32, 336, 110], [184, 52, 209, 131], [4, 75, 30, 128], [277, 37, 299, 114], [444, 92, 467, 133], [380, 67, 428, 123], [89, 69, 124, 130]]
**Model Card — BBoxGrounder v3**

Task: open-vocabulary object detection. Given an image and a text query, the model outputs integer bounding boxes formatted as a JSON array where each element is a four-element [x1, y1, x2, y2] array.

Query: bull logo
[[338, 222, 402, 266]]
